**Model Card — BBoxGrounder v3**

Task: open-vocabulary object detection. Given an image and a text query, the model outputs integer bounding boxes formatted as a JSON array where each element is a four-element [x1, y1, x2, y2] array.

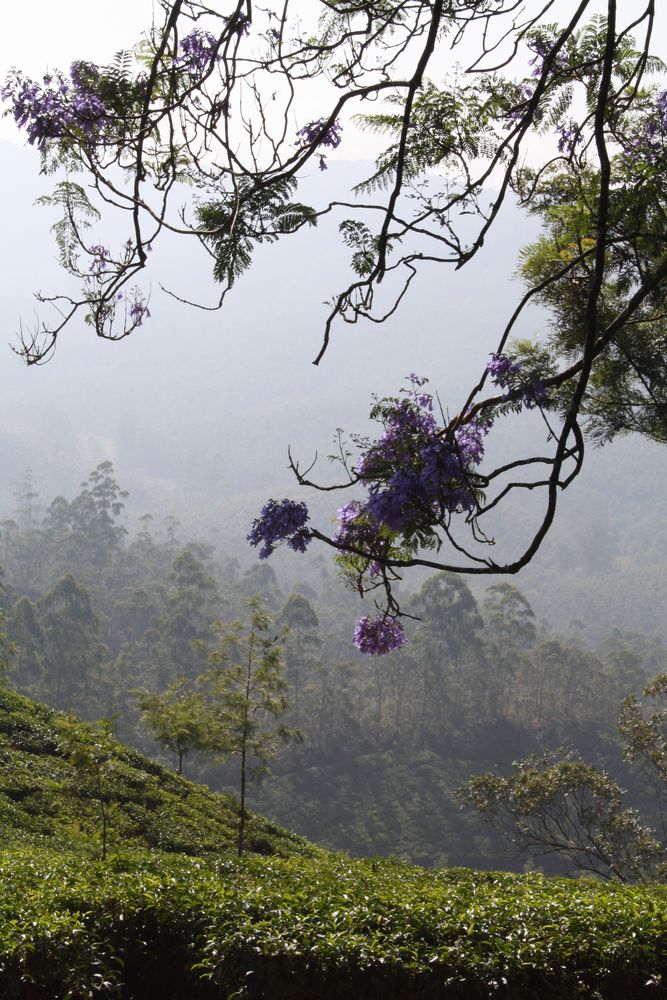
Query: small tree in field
[[459, 749, 662, 882], [135, 679, 216, 775], [203, 598, 302, 857], [63, 717, 118, 861]]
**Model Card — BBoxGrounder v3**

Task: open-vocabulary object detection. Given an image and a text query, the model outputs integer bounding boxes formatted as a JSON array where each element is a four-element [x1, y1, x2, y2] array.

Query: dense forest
[[1, 463, 664, 872]]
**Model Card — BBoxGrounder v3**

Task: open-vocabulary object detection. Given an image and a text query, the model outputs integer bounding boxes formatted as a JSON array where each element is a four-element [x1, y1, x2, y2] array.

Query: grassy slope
[[0, 684, 314, 858]]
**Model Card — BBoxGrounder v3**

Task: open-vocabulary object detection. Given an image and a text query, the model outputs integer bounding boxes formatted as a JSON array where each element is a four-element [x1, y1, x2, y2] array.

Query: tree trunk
[[238, 733, 247, 857]]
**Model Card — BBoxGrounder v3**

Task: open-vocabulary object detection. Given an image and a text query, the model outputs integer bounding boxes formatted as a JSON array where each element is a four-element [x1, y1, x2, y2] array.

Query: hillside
[[0, 684, 312, 859], [2, 687, 667, 998]]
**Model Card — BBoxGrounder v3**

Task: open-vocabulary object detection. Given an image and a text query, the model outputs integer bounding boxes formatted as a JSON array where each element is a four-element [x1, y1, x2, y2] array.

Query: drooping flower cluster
[[296, 118, 343, 170], [247, 498, 311, 559], [556, 119, 579, 155], [249, 376, 494, 654], [129, 299, 151, 327], [487, 353, 521, 388], [297, 118, 343, 149], [89, 245, 110, 276], [351, 376, 488, 537], [353, 615, 406, 656], [527, 35, 570, 79], [2, 63, 110, 149], [178, 30, 221, 74]]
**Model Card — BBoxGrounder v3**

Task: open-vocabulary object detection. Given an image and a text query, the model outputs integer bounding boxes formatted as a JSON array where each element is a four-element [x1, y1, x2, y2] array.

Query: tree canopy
[[4, 0, 667, 651]]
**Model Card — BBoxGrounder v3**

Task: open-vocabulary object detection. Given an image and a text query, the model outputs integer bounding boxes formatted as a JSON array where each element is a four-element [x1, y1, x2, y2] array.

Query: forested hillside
[[2, 463, 664, 871]]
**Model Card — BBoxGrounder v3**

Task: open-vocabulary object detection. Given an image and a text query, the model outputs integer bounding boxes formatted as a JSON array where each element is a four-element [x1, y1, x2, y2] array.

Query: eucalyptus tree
[[203, 598, 302, 856], [5, 1, 667, 649]]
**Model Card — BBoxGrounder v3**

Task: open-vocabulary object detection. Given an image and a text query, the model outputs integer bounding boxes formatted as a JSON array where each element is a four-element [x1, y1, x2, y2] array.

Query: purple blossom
[[2, 63, 110, 148], [89, 245, 109, 276], [335, 501, 380, 550], [297, 118, 343, 150], [522, 379, 549, 409], [488, 352, 522, 388], [455, 417, 489, 467], [527, 36, 568, 78], [556, 119, 578, 155], [620, 90, 667, 167], [247, 498, 310, 559], [336, 500, 363, 537], [488, 353, 548, 409], [353, 377, 490, 532], [506, 82, 535, 123], [129, 300, 151, 326], [178, 30, 221, 74], [353, 615, 406, 656]]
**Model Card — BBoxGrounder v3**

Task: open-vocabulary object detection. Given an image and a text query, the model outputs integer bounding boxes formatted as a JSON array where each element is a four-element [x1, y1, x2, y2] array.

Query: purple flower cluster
[[522, 380, 549, 409], [89, 245, 109, 276], [351, 382, 489, 533], [488, 352, 522, 388], [621, 91, 667, 168], [297, 118, 343, 168], [247, 498, 311, 559], [248, 378, 494, 655], [505, 82, 535, 124], [527, 37, 569, 79], [353, 615, 406, 656], [324, 383, 487, 562], [2, 63, 110, 149], [297, 118, 343, 150], [488, 353, 548, 409], [335, 500, 368, 544], [129, 300, 151, 327], [178, 30, 221, 74]]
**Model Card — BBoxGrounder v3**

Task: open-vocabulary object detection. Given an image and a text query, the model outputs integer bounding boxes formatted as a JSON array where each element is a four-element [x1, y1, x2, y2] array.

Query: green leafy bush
[[1, 848, 667, 999]]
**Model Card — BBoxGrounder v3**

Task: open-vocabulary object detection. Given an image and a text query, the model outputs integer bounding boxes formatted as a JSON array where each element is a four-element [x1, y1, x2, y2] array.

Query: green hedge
[[1, 847, 667, 998]]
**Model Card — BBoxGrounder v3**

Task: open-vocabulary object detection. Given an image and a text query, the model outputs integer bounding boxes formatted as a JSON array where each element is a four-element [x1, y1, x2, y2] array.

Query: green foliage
[[0, 848, 666, 998], [2, 465, 665, 871], [620, 673, 667, 810], [355, 81, 504, 193], [196, 178, 317, 288], [0, 609, 16, 678], [61, 716, 118, 860], [203, 598, 302, 855], [35, 182, 100, 273], [135, 679, 217, 774]]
